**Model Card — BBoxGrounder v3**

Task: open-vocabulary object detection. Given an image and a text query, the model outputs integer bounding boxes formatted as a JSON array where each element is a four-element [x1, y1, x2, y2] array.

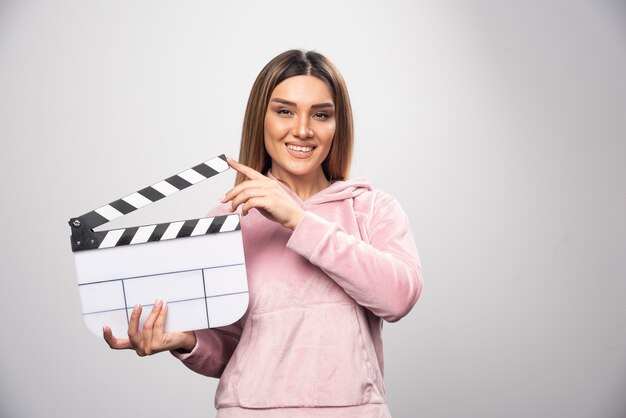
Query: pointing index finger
[[226, 156, 265, 181]]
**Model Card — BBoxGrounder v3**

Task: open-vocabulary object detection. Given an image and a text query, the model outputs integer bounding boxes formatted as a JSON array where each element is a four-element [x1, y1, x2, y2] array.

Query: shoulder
[[351, 181, 403, 217], [349, 184, 412, 244]]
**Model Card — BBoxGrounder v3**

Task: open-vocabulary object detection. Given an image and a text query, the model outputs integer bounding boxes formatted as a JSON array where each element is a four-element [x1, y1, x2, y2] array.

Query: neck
[[270, 167, 330, 201]]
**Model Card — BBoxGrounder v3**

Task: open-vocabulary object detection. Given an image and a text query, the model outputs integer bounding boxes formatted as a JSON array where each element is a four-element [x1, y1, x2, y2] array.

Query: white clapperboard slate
[[68, 154, 248, 338]]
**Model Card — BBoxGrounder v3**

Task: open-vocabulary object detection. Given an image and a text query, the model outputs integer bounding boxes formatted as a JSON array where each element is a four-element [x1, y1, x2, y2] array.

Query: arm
[[220, 158, 422, 321], [286, 194, 423, 322], [103, 299, 242, 378], [170, 322, 242, 378]]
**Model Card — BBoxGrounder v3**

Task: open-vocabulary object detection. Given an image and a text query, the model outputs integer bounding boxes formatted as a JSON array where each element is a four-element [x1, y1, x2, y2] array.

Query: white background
[[0, 1, 625, 417]]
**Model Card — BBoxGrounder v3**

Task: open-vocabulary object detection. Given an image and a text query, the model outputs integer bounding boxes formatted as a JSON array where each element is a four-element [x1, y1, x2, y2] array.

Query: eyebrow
[[270, 98, 335, 110]]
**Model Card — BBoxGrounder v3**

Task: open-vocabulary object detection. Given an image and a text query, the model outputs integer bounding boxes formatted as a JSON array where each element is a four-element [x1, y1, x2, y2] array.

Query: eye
[[276, 108, 292, 116], [313, 112, 330, 120]]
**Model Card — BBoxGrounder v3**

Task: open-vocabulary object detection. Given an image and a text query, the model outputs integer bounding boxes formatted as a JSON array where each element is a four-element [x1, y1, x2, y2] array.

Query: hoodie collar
[[267, 170, 371, 206]]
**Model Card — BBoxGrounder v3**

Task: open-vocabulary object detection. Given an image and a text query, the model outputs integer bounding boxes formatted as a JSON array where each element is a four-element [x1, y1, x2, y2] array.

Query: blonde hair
[[236, 50, 354, 185]]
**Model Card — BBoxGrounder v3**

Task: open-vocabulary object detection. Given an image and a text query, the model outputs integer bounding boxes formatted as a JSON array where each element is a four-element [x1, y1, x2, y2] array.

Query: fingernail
[[155, 298, 162, 306], [133, 303, 140, 311], [219, 195, 226, 203]]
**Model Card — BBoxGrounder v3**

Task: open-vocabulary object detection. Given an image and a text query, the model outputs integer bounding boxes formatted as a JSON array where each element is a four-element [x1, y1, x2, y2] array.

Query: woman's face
[[264, 75, 336, 184]]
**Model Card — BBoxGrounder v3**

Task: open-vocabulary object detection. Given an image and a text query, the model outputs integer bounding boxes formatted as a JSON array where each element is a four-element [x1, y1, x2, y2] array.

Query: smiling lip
[[285, 143, 315, 159]]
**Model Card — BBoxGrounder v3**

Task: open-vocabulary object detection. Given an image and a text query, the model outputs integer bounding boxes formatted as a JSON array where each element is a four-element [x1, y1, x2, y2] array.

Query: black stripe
[[109, 199, 136, 215], [217, 154, 227, 162], [192, 163, 218, 179], [81, 211, 110, 229], [208, 215, 226, 233], [177, 219, 199, 238], [148, 223, 170, 242], [165, 175, 192, 191], [116, 227, 139, 246], [138, 186, 165, 203], [234, 219, 241, 230]]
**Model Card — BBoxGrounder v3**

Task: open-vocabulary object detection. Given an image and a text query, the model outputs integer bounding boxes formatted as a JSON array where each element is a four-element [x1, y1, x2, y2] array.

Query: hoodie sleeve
[[170, 322, 242, 378], [286, 192, 423, 322]]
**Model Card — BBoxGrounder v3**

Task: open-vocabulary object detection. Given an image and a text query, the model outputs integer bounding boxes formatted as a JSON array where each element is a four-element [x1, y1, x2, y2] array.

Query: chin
[[276, 161, 322, 178]]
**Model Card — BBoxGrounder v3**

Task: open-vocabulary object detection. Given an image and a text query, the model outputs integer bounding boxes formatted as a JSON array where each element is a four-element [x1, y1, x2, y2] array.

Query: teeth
[[287, 144, 313, 152]]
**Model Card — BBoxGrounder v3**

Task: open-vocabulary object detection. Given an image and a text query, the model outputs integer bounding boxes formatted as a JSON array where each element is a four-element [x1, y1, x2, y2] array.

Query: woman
[[104, 49, 423, 417]]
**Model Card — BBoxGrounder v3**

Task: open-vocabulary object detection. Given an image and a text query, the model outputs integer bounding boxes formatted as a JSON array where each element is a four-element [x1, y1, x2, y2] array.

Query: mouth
[[286, 144, 314, 153], [285, 143, 315, 160]]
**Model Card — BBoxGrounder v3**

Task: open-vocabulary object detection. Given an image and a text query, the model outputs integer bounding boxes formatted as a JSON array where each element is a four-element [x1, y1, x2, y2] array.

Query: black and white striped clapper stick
[[69, 154, 248, 338]]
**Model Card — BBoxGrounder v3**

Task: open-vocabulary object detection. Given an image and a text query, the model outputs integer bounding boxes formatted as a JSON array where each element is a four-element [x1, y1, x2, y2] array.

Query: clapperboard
[[68, 154, 248, 338]]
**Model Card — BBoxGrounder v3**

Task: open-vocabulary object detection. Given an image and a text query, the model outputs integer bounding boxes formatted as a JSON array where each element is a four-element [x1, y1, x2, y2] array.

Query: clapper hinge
[[68, 216, 105, 252]]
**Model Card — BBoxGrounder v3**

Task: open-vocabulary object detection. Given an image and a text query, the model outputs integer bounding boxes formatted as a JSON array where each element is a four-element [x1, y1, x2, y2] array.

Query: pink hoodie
[[172, 174, 423, 417]]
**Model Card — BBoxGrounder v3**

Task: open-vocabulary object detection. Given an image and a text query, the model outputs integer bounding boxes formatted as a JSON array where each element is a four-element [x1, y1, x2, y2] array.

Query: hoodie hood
[[267, 170, 372, 206]]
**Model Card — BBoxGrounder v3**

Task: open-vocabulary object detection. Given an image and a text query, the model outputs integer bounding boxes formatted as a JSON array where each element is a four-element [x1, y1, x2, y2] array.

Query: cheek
[[264, 117, 290, 142], [263, 114, 273, 140], [263, 120, 285, 158], [321, 122, 337, 144]]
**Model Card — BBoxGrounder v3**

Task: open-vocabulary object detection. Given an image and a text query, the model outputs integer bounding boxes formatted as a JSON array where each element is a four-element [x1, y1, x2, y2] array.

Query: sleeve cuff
[[169, 330, 200, 361], [286, 211, 333, 259]]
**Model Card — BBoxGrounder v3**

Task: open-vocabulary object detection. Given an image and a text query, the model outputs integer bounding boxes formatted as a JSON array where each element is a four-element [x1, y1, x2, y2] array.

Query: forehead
[[270, 75, 334, 104]]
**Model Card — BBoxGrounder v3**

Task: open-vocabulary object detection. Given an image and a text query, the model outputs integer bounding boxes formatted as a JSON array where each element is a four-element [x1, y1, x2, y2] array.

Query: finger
[[152, 301, 168, 345], [226, 156, 266, 181], [142, 298, 163, 354], [103, 326, 133, 350], [222, 180, 271, 204], [229, 187, 268, 212], [127, 303, 143, 346], [241, 197, 267, 216]]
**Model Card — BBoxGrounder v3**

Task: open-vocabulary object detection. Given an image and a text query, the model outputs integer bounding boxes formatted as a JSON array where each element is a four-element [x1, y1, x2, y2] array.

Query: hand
[[221, 157, 305, 230], [103, 298, 196, 356]]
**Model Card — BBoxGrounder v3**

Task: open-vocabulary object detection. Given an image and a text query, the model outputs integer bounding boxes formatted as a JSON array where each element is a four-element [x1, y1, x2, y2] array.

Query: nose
[[293, 116, 314, 139]]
